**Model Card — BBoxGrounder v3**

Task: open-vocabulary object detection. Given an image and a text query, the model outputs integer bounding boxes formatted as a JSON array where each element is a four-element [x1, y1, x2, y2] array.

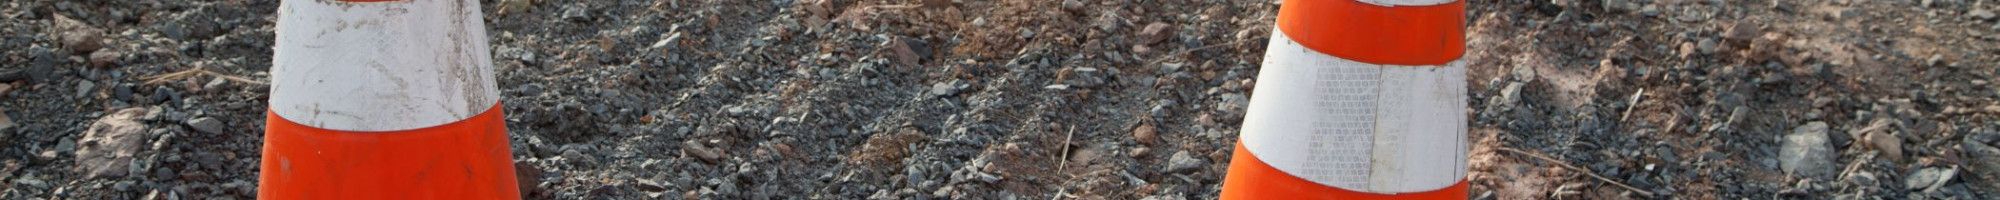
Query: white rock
[[1780, 122, 1835, 179], [76, 107, 155, 179], [1164, 151, 1207, 173]]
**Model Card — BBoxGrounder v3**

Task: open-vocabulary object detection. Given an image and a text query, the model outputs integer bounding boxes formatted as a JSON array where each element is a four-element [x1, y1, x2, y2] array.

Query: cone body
[[1220, 0, 1469, 199], [260, 0, 519, 199]]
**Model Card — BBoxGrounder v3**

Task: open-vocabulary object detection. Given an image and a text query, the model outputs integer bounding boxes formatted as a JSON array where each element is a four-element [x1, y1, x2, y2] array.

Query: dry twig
[[1498, 147, 1657, 197], [141, 65, 267, 86], [1619, 88, 1645, 122], [1146, 36, 1264, 66], [1050, 125, 1076, 200]]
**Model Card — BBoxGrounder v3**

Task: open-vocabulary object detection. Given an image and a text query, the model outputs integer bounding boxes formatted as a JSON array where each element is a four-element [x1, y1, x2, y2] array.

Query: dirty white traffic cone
[[260, 0, 519, 199], [1220, 0, 1467, 199]]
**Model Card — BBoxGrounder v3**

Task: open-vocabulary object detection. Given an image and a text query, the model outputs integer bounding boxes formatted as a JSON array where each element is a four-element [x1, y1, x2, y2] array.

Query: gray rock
[[1675, 7, 1708, 22], [919, 0, 950, 9], [193, 152, 225, 169], [186, 117, 225, 134], [929, 81, 959, 97], [1962, 131, 2000, 190], [518, 83, 545, 96], [0, 68, 26, 83], [973, 171, 1002, 183], [13, 175, 47, 189], [1483, 82, 1525, 117], [1602, 0, 1635, 13], [163, 7, 221, 40], [223, 180, 255, 196], [77, 107, 155, 179], [1780, 122, 1836, 179], [1060, 0, 1085, 12], [1141, 195, 1186, 200], [886, 37, 928, 66], [1159, 62, 1184, 73], [1845, 171, 1878, 186], [0, 108, 14, 132], [515, 161, 546, 198], [1215, 93, 1248, 115], [1093, 13, 1121, 32], [1971, 9, 1997, 21], [114, 180, 135, 192], [1865, 131, 1904, 162], [1906, 167, 1945, 190], [150, 129, 173, 151], [1063, 67, 1107, 88], [90, 50, 121, 68], [202, 77, 229, 92], [55, 14, 105, 54], [1164, 151, 1207, 173], [76, 81, 97, 99], [1722, 22, 1761, 41], [684, 141, 722, 163], [115, 83, 136, 102], [56, 139, 77, 154], [560, 144, 597, 166], [1920, 0, 1957, 7], [561, 5, 590, 22], [1138, 22, 1173, 44], [27, 46, 59, 83], [152, 86, 180, 106], [1638, 4, 1661, 17], [1696, 38, 1720, 55]]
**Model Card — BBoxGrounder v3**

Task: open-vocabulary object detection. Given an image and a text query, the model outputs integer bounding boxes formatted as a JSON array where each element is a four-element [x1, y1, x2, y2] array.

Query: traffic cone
[[1220, 0, 1467, 199], [260, 0, 519, 199]]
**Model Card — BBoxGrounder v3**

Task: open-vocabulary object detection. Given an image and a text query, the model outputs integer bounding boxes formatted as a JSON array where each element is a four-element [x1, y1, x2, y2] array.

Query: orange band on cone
[[259, 104, 520, 199], [1221, 142, 1468, 200], [1277, 0, 1466, 66]]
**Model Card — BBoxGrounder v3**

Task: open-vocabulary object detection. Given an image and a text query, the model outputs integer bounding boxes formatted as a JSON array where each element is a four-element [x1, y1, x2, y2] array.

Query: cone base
[[1221, 142, 1467, 199], [259, 103, 520, 199]]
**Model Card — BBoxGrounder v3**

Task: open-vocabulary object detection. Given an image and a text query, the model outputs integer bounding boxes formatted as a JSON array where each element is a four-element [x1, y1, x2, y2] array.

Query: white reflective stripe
[[1367, 60, 1468, 191], [271, 0, 498, 131], [1355, 0, 1457, 6], [1239, 28, 1466, 193]]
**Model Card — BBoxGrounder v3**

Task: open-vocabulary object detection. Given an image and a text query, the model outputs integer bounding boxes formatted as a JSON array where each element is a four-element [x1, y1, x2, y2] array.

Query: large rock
[[1131, 123, 1158, 145], [1905, 167, 1947, 190], [23, 47, 59, 83], [1962, 131, 2000, 190], [1164, 150, 1207, 173], [1970, 9, 1997, 21], [1780, 122, 1836, 179], [54, 14, 105, 54], [0, 108, 15, 132], [186, 117, 225, 134], [76, 107, 155, 179]]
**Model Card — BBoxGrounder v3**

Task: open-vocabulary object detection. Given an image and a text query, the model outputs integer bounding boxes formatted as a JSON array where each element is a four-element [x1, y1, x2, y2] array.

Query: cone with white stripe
[[1220, 0, 1467, 199], [260, 0, 519, 199]]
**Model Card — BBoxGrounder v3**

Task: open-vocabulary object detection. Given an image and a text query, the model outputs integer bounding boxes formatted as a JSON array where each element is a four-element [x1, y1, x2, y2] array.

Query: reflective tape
[[270, 0, 500, 132], [1233, 29, 1468, 193]]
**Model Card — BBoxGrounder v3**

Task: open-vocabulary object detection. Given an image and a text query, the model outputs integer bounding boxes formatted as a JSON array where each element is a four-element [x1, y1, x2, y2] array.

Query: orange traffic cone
[[260, 0, 519, 199], [1220, 0, 1467, 199]]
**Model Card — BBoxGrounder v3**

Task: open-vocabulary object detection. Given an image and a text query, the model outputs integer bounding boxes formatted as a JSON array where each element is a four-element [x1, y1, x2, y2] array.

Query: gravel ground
[[2, 0, 1998, 199]]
